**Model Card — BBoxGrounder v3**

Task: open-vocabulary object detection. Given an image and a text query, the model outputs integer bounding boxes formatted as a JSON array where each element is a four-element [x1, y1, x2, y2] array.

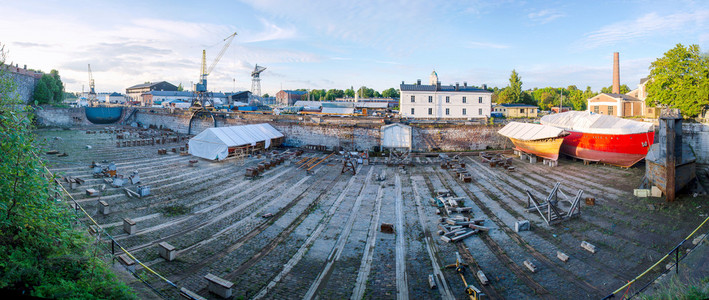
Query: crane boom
[[206, 32, 237, 76]]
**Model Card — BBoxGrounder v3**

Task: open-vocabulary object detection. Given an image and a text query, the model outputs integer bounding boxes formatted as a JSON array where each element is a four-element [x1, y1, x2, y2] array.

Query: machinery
[[192, 32, 238, 108], [250, 64, 266, 97], [87, 64, 98, 106]]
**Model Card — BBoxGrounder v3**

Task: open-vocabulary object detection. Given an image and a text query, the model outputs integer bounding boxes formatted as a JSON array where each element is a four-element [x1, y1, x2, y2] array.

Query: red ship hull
[[560, 131, 655, 167]]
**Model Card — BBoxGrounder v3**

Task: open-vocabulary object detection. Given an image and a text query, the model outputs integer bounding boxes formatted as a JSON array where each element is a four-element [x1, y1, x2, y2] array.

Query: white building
[[399, 71, 492, 119]]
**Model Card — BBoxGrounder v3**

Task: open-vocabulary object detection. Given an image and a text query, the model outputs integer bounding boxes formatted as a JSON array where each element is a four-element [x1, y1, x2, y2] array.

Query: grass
[[640, 276, 709, 300], [157, 204, 191, 217]]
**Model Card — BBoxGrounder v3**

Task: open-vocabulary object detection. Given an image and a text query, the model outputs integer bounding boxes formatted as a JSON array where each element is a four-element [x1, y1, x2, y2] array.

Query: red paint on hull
[[560, 131, 655, 167]]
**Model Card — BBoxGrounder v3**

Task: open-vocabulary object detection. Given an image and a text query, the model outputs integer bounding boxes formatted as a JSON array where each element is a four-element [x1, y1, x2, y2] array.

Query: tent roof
[[540, 111, 653, 134], [191, 124, 283, 148], [498, 122, 567, 141]]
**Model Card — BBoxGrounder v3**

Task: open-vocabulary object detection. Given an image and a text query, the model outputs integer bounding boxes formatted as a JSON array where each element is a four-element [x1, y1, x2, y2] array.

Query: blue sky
[[2, 0, 707, 95]]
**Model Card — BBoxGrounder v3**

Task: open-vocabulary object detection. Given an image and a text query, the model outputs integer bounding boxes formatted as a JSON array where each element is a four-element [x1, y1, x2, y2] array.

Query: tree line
[[32, 70, 65, 104]]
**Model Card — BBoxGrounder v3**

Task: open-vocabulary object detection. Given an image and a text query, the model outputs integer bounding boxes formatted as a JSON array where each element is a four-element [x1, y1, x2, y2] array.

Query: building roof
[[381, 123, 412, 149], [145, 91, 194, 97], [321, 107, 355, 115], [126, 81, 175, 90], [354, 102, 389, 109], [598, 93, 641, 101], [498, 103, 538, 108], [108, 92, 123, 96], [400, 83, 491, 93]]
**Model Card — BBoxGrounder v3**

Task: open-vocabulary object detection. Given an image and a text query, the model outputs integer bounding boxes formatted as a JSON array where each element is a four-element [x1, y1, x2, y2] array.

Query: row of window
[[592, 105, 614, 115], [410, 107, 484, 116], [413, 95, 485, 104]]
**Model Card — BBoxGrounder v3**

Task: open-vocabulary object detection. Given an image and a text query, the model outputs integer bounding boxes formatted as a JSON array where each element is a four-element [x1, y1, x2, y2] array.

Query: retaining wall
[[33, 107, 709, 162]]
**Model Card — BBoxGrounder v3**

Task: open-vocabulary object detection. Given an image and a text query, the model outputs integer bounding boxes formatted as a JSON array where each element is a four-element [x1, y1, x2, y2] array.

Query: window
[[428, 108, 433, 115], [462, 108, 467, 115], [445, 108, 450, 115], [411, 95, 415, 102], [593, 106, 599, 113], [428, 96, 433, 103], [608, 106, 614, 115], [520, 109, 525, 114], [478, 97, 483, 103], [479, 108, 483, 115], [411, 108, 415, 115], [462, 96, 467, 103], [445, 96, 450, 103]]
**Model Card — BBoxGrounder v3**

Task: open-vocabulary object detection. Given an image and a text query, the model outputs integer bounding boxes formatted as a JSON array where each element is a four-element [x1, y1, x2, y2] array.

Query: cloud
[[528, 9, 565, 24], [466, 41, 510, 49], [12, 42, 51, 48], [240, 18, 298, 43], [580, 10, 709, 49]]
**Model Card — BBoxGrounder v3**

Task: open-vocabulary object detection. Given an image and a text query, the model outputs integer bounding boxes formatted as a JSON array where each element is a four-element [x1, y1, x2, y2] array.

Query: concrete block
[[651, 186, 662, 197], [515, 220, 530, 232], [158, 242, 176, 261], [524, 260, 537, 272], [634, 189, 650, 197], [428, 274, 437, 289], [123, 218, 136, 235], [557, 251, 569, 262], [180, 288, 206, 300], [98, 200, 110, 215], [581, 241, 596, 253], [204, 273, 233, 298], [86, 188, 100, 197], [693, 234, 706, 245], [440, 235, 452, 243], [477, 270, 489, 285]]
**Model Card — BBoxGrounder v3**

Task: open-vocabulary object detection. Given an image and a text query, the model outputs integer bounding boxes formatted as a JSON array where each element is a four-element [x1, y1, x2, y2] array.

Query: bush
[[0, 44, 136, 299]]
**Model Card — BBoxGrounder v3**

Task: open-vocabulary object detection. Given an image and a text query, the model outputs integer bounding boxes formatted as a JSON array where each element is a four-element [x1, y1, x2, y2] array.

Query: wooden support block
[[204, 273, 234, 299], [86, 188, 100, 197], [123, 218, 136, 235], [524, 260, 537, 272], [557, 251, 569, 262], [514, 220, 530, 232], [98, 200, 110, 215], [477, 270, 489, 285], [158, 242, 176, 261], [180, 288, 206, 300], [380, 223, 394, 234], [450, 230, 477, 242], [440, 235, 452, 243], [428, 274, 437, 289], [580, 241, 596, 253]]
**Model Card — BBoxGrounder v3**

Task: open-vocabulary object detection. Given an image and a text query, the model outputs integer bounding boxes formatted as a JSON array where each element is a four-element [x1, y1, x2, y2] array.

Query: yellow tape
[[610, 214, 709, 295], [44, 164, 178, 288]]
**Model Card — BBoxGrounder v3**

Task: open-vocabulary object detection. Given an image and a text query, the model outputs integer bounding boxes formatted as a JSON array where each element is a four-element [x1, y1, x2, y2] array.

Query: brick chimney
[[612, 52, 620, 94]]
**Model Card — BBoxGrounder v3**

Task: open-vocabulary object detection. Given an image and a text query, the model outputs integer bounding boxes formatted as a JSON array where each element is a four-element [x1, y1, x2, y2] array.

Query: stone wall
[[5, 72, 38, 104], [34, 107, 90, 127]]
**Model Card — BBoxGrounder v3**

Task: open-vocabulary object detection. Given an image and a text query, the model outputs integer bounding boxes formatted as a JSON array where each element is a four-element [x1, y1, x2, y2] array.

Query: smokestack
[[612, 52, 620, 94]]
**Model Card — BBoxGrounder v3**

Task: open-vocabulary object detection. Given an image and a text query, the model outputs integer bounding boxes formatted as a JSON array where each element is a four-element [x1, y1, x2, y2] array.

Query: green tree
[[381, 87, 399, 99], [600, 84, 630, 94], [646, 43, 709, 117], [507, 69, 523, 103], [33, 75, 53, 104], [262, 93, 269, 98], [177, 83, 184, 91], [0, 44, 135, 299], [344, 87, 355, 98]]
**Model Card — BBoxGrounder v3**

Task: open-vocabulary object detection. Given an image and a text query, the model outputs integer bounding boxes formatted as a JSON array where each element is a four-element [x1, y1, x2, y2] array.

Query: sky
[[1, 0, 708, 96]]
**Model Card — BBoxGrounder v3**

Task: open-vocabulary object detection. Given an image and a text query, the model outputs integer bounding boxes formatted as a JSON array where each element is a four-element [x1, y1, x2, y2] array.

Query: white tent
[[381, 123, 412, 150], [188, 124, 284, 161]]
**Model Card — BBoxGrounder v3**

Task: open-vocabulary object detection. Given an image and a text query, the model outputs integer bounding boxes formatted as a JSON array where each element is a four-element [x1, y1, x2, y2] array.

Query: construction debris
[[428, 274, 437, 289], [524, 260, 537, 272], [477, 270, 489, 285], [514, 220, 530, 232], [380, 223, 394, 234]]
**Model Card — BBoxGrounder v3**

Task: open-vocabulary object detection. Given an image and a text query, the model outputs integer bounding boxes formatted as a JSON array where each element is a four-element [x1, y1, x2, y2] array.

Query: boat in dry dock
[[540, 111, 654, 167], [498, 122, 569, 161]]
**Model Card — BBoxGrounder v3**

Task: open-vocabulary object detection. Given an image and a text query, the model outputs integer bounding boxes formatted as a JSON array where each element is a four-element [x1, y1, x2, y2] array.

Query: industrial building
[[493, 103, 539, 118], [399, 71, 492, 119], [125, 81, 178, 105], [276, 90, 308, 106]]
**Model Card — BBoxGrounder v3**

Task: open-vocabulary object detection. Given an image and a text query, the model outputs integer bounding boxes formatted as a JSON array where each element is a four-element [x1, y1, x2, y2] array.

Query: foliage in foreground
[[0, 44, 136, 299], [640, 276, 709, 300]]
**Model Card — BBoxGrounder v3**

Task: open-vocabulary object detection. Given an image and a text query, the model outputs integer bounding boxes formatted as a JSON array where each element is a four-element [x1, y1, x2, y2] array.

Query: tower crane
[[251, 64, 267, 97], [87, 64, 97, 106], [193, 32, 238, 108]]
